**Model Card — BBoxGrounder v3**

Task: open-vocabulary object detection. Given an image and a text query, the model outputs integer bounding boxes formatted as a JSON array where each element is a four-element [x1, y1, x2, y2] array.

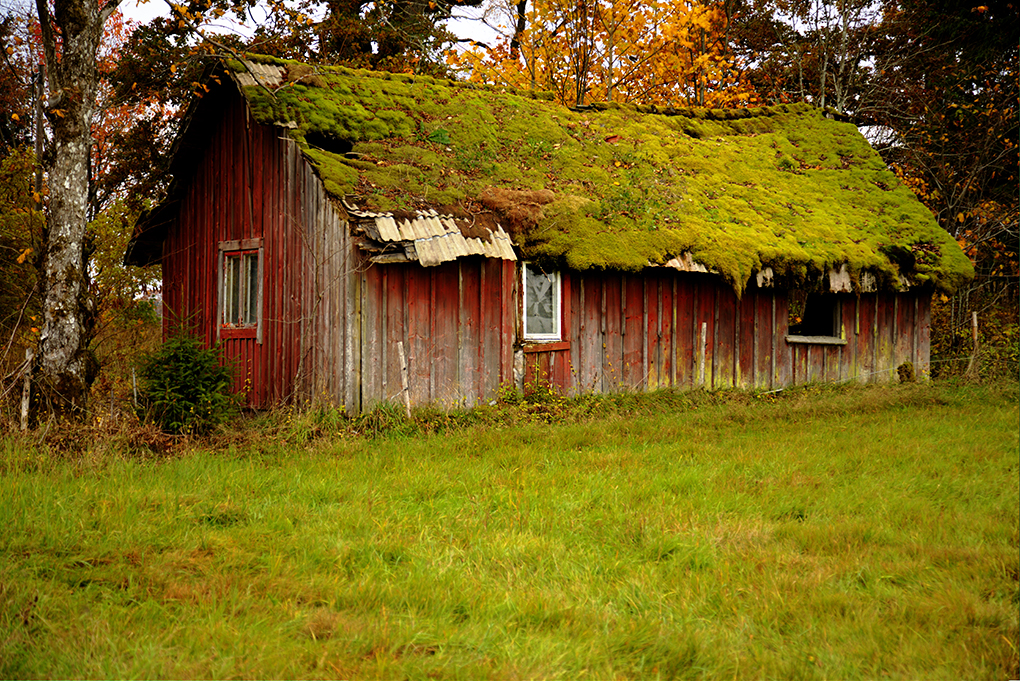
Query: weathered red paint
[[161, 86, 355, 408], [157, 84, 933, 413], [523, 271, 931, 395]]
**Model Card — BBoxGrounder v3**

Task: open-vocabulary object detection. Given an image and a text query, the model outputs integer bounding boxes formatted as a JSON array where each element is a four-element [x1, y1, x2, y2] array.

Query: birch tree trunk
[[33, 0, 118, 420]]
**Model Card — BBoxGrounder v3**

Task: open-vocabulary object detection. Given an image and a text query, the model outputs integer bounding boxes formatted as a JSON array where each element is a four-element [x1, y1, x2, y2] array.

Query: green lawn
[[1, 381, 1017, 679]]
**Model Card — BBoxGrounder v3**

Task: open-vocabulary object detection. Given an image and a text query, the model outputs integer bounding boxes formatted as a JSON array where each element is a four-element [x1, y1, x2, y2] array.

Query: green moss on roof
[[227, 56, 972, 293]]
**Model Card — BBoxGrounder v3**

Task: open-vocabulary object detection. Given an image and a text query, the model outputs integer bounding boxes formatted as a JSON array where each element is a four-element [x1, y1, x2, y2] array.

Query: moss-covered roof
[[226, 56, 971, 293]]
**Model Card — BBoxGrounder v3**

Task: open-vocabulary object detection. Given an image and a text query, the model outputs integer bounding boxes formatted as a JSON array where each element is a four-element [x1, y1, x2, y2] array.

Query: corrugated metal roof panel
[[376, 216, 400, 242], [234, 62, 285, 89], [416, 237, 443, 266], [435, 238, 455, 265], [395, 219, 413, 241], [348, 208, 518, 265], [662, 253, 711, 273], [412, 218, 434, 240]]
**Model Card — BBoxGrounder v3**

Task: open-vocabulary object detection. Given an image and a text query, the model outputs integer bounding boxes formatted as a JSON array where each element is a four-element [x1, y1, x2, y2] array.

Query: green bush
[[136, 332, 237, 435]]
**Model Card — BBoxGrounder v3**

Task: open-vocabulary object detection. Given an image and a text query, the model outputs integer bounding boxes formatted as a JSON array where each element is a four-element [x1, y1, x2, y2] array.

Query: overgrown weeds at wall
[[3, 376, 1017, 461]]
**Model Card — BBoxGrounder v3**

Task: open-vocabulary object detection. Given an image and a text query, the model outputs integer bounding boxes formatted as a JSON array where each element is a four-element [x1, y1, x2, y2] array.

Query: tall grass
[[1, 381, 1017, 679]]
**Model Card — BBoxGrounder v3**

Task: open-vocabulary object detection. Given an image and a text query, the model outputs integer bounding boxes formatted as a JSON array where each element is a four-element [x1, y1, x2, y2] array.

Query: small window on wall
[[523, 263, 561, 340], [219, 239, 262, 341], [787, 291, 845, 344]]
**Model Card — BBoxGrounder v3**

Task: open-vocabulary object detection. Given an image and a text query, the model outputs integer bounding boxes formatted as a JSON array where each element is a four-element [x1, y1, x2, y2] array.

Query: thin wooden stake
[[397, 341, 411, 419], [964, 311, 980, 380], [698, 322, 707, 388], [20, 349, 32, 432]]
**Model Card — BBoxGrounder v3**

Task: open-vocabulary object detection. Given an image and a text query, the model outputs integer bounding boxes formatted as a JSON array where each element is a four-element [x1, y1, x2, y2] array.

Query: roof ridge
[[230, 55, 838, 122]]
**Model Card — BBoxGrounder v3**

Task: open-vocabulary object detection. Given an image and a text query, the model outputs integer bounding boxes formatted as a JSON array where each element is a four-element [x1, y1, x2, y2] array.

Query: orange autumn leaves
[[450, 0, 755, 108]]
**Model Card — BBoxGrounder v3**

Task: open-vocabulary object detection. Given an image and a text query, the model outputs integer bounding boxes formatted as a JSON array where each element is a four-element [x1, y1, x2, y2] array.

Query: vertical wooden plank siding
[[895, 292, 913, 373], [878, 292, 897, 381], [737, 294, 755, 389], [515, 274, 931, 399], [698, 281, 717, 389], [161, 89, 353, 409], [161, 91, 937, 412], [675, 278, 695, 387], [659, 275, 673, 389], [620, 275, 642, 388], [715, 288, 736, 389], [578, 276, 603, 393], [479, 260, 500, 398], [753, 293, 772, 389], [601, 276, 622, 390], [353, 258, 517, 410]]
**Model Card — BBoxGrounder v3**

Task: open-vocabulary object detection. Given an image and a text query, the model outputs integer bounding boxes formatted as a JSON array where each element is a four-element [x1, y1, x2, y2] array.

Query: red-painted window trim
[[523, 341, 571, 353]]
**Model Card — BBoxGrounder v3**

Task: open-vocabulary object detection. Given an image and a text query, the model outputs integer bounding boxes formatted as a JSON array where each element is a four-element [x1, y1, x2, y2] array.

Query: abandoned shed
[[124, 56, 973, 411]]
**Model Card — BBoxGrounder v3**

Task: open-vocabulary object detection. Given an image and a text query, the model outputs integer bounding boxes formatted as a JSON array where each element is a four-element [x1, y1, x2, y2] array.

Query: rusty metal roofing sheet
[[662, 253, 711, 273], [349, 208, 517, 266], [233, 62, 285, 89]]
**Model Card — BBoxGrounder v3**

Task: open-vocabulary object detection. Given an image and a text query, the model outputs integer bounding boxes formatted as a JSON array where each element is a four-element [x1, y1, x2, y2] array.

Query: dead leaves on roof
[[478, 187, 556, 237]]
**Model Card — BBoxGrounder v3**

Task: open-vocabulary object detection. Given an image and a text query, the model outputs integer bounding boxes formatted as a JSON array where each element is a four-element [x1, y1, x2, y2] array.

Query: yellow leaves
[[170, 63, 178, 74], [51, 109, 65, 119], [458, 0, 744, 108], [16, 248, 32, 264], [11, 113, 18, 122], [957, 212, 966, 223]]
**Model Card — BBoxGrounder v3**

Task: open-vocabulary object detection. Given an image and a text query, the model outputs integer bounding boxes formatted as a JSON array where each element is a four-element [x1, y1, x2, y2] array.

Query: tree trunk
[[510, 0, 528, 61], [32, 0, 115, 421]]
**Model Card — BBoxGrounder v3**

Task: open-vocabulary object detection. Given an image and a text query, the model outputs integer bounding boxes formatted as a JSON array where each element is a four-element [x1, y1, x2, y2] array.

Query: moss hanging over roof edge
[[226, 56, 972, 294]]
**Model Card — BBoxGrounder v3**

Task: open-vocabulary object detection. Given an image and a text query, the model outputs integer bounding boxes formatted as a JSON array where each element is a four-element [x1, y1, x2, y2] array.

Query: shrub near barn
[[136, 331, 237, 434]]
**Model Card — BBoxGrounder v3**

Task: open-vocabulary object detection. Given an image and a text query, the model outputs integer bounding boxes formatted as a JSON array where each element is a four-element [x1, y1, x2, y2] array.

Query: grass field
[[1, 381, 1017, 679]]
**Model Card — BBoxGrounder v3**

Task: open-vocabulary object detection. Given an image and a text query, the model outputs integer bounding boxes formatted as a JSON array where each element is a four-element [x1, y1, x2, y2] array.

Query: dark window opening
[[788, 291, 840, 337]]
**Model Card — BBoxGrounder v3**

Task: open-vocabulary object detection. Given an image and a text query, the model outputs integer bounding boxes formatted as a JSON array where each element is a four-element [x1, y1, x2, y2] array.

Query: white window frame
[[522, 262, 561, 341], [217, 238, 263, 343]]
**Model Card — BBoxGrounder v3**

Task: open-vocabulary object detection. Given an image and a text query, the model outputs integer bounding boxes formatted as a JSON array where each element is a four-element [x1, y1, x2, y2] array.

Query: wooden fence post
[[698, 322, 707, 388], [964, 311, 980, 380], [397, 341, 412, 419], [20, 349, 32, 431]]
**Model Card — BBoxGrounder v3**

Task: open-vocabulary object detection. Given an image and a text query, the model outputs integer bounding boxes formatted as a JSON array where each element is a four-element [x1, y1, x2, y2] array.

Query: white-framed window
[[218, 238, 263, 341], [523, 262, 561, 340]]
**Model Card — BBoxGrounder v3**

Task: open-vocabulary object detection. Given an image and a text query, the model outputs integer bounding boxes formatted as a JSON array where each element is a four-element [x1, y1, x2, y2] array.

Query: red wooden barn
[[125, 57, 972, 411]]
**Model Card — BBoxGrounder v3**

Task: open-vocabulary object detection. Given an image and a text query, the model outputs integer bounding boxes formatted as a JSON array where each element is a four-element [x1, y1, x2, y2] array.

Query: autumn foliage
[[450, 0, 755, 108]]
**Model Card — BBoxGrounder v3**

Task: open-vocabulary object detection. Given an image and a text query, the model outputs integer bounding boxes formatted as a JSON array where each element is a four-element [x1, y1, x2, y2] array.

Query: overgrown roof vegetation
[[228, 56, 972, 294]]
